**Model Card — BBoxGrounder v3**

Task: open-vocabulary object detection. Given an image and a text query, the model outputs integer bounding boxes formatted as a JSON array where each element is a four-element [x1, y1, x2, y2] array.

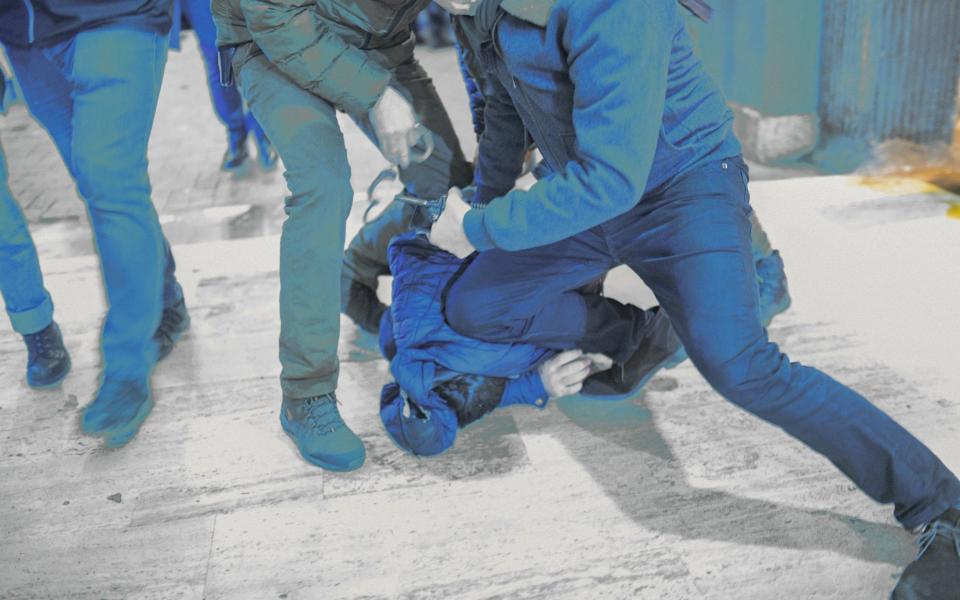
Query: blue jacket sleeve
[[499, 369, 549, 408], [463, 0, 675, 251]]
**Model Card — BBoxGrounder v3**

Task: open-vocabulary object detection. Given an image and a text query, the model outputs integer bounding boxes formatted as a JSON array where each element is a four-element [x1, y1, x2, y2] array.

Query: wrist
[[462, 209, 496, 251]]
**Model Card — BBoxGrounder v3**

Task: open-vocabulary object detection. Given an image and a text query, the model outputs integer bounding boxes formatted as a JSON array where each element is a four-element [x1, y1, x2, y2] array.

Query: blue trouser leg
[[8, 28, 172, 380], [180, 0, 248, 142], [0, 141, 54, 335], [618, 157, 960, 530], [445, 232, 651, 363], [343, 56, 473, 287], [445, 155, 960, 530]]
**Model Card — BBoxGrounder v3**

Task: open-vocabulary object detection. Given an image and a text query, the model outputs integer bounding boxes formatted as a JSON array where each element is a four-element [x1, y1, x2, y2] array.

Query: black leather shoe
[[340, 274, 387, 335], [23, 321, 71, 388], [891, 506, 960, 599], [155, 298, 191, 361], [582, 307, 684, 400]]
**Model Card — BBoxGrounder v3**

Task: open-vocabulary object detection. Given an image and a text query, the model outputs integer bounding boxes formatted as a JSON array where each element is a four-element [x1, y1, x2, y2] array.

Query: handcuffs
[[363, 123, 445, 223]]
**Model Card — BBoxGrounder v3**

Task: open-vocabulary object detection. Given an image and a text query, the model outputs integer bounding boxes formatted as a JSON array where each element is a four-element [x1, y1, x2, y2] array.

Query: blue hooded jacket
[[379, 232, 551, 456]]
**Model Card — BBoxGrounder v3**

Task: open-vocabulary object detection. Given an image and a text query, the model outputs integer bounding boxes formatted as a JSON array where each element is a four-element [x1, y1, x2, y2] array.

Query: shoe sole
[[27, 354, 72, 390], [580, 345, 687, 402], [279, 412, 365, 472]]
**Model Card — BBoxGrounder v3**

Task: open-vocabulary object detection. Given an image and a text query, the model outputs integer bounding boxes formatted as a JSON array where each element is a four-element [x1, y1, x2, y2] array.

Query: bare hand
[[584, 353, 614, 375], [370, 87, 420, 168], [429, 187, 476, 258], [537, 350, 587, 399]]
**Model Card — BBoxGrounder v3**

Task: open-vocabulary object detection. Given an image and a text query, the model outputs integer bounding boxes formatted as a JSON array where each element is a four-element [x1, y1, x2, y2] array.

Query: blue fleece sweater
[[462, 0, 741, 252]]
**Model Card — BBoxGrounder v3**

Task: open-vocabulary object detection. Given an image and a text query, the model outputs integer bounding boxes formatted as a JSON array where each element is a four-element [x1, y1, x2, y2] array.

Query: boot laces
[[303, 395, 345, 434], [26, 326, 61, 357], [916, 518, 960, 559]]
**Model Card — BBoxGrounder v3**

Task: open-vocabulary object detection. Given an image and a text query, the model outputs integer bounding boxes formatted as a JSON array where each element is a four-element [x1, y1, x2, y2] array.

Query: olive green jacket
[[212, 0, 432, 116]]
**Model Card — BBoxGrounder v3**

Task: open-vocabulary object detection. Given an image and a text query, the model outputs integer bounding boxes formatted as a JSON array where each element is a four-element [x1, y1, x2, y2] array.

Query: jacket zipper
[[22, 0, 36, 44]]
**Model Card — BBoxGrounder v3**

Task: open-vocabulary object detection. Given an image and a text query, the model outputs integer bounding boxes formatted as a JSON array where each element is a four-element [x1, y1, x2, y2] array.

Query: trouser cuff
[[281, 376, 338, 401], [8, 294, 54, 335]]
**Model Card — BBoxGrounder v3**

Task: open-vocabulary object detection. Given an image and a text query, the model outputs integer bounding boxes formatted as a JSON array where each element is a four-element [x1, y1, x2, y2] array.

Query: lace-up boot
[[23, 321, 71, 388], [280, 393, 366, 471]]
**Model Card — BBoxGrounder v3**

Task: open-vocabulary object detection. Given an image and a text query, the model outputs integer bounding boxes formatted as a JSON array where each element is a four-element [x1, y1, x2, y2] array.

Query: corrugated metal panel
[[820, 0, 960, 144], [686, 0, 822, 117]]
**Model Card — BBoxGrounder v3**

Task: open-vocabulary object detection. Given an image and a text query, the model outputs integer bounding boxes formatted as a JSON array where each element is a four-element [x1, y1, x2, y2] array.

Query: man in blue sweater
[[429, 1, 959, 596], [0, 1, 189, 447]]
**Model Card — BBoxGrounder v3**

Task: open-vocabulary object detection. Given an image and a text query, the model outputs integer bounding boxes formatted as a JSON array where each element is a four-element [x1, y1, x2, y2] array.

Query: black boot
[[340, 274, 387, 335], [221, 133, 249, 171], [155, 298, 191, 361], [891, 505, 960, 599], [581, 307, 684, 400], [23, 321, 71, 388]]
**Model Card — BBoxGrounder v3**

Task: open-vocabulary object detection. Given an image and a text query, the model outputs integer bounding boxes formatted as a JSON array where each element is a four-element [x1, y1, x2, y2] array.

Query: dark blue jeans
[[6, 27, 181, 379], [446, 155, 960, 530], [174, 0, 266, 145]]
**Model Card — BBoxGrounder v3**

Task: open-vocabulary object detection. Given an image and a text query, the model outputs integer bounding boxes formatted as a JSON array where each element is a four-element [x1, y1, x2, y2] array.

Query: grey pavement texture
[[2, 35, 960, 600]]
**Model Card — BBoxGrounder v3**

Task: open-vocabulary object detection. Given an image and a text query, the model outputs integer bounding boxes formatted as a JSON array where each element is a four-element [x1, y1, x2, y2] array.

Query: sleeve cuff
[[500, 370, 550, 409], [463, 209, 497, 251]]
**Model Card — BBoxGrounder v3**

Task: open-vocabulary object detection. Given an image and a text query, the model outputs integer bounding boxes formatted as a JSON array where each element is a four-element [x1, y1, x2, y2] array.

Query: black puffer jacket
[[0, 0, 173, 48]]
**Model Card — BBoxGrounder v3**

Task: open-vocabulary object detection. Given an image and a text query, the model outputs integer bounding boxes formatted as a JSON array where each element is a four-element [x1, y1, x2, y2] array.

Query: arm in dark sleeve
[[453, 16, 529, 206], [471, 69, 529, 206], [462, 0, 675, 251], [238, 0, 392, 116]]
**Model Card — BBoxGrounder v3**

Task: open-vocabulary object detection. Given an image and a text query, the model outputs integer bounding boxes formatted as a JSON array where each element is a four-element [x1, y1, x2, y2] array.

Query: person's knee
[[690, 334, 784, 408], [444, 277, 502, 338]]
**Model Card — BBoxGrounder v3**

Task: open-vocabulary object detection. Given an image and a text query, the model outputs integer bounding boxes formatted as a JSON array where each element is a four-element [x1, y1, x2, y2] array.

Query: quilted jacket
[[379, 232, 551, 456], [211, 0, 431, 115]]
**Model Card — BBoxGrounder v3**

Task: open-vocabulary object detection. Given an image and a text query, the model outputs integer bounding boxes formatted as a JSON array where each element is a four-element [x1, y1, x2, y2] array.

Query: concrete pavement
[[2, 35, 960, 600]]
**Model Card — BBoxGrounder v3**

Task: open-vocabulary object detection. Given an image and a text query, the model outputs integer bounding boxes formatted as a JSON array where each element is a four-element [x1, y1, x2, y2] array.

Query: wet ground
[[1, 36, 959, 600]]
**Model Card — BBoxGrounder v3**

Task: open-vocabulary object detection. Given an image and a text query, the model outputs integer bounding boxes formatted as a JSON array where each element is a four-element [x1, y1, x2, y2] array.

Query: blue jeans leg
[[181, 0, 247, 141], [0, 141, 54, 334], [613, 157, 960, 530], [9, 28, 171, 380], [444, 231, 650, 362]]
